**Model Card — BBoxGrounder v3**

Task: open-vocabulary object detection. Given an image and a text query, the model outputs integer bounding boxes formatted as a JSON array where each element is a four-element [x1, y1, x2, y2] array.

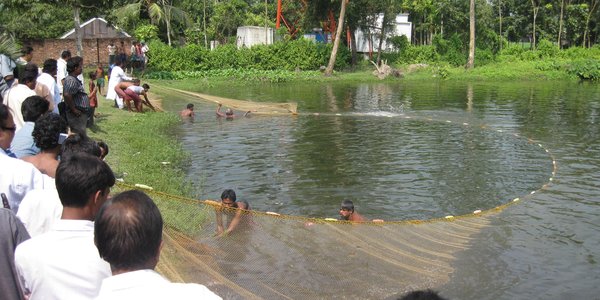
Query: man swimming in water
[[339, 200, 367, 222], [216, 103, 250, 119], [215, 189, 250, 237], [180, 103, 195, 118]]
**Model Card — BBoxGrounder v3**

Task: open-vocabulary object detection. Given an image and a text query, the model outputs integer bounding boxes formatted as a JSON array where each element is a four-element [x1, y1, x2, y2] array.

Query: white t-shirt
[[4, 84, 36, 131], [0, 150, 45, 214], [15, 219, 111, 300], [37, 72, 61, 114], [127, 85, 144, 94], [95, 269, 222, 300], [16, 188, 62, 237], [56, 58, 67, 94]]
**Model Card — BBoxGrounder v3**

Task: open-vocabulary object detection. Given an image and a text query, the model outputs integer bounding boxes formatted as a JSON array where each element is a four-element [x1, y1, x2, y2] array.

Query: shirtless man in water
[[215, 189, 250, 237], [339, 200, 367, 222], [180, 103, 195, 118], [216, 103, 250, 119]]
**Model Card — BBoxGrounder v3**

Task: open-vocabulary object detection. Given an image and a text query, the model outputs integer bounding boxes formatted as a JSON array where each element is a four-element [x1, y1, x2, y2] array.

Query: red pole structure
[[276, 0, 282, 29]]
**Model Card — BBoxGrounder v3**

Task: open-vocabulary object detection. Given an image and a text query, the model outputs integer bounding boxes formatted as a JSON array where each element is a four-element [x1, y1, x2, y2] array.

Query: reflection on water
[[155, 80, 600, 299]]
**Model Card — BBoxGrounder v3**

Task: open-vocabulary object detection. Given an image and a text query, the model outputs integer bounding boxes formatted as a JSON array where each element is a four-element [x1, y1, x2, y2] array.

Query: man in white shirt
[[15, 153, 115, 300], [106, 58, 132, 109], [94, 190, 222, 300], [0, 103, 45, 214], [17, 133, 102, 237], [56, 50, 70, 98], [4, 64, 37, 131], [37, 59, 61, 114], [0, 53, 17, 97]]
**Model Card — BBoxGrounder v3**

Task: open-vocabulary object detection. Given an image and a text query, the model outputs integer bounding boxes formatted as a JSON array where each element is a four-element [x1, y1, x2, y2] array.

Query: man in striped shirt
[[62, 57, 90, 134]]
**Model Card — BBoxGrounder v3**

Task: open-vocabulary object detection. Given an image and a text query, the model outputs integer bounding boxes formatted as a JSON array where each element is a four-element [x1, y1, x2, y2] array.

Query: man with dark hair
[[94, 190, 222, 299], [215, 189, 251, 237], [21, 113, 68, 177], [106, 57, 132, 108], [15, 153, 115, 299], [37, 59, 61, 114], [56, 50, 71, 97], [9, 95, 50, 158], [339, 200, 367, 222], [16, 46, 33, 65], [0, 103, 45, 214], [180, 103, 195, 117], [61, 133, 101, 158], [63, 56, 90, 134], [17, 133, 101, 237], [4, 63, 37, 130]]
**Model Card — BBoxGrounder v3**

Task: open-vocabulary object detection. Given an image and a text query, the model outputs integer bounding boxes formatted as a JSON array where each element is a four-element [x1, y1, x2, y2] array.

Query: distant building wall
[[354, 13, 412, 53], [27, 38, 132, 68], [237, 26, 274, 49]]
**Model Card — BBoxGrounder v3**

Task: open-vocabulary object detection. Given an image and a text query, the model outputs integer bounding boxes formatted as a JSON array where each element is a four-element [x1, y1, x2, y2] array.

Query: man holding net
[[215, 189, 251, 237]]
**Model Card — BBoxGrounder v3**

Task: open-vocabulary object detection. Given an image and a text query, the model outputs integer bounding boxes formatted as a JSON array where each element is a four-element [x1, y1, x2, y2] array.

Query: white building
[[236, 26, 274, 49], [354, 13, 412, 53]]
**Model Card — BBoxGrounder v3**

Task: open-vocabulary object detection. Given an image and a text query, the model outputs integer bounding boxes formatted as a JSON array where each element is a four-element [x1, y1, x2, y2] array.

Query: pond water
[[156, 79, 600, 299]]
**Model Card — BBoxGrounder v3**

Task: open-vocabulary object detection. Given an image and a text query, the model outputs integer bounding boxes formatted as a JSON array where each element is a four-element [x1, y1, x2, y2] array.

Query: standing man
[[56, 50, 71, 99], [0, 53, 17, 98], [37, 59, 61, 114], [4, 64, 37, 130], [107, 42, 117, 67], [15, 153, 115, 299], [0, 208, 30, 300], [141, 42, 149, 68], [94, 190, 222, 299], [16, 46, 33, 65], [63, 56, 90, 134], [106, 58, 132, 109], [0, 103, 45, 214]]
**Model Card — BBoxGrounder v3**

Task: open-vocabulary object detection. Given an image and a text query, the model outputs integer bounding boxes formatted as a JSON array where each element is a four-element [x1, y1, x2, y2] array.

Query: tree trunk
[[73, 5, 83, 57], [376, 10, 389, 66], [531, 0, 539, 50], [499, 0, 502, 52], [558, 0, 564, 49], [203, 0, 208, 48], [164, 1, 173, 46], [583, 0, 599, 48], [324, 0, 348, 77], [350, 29, 358, 68], [466, 0, 475, 69]]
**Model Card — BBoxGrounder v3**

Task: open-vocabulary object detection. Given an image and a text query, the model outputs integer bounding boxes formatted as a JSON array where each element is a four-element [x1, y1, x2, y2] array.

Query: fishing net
[[121, 85, 557, 299], [151, 85, 298, 115], [111, 182, 539, 299]]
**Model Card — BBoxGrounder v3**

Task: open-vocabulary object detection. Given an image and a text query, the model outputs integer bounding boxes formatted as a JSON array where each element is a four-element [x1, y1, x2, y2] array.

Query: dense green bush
[[146, 39, 350, 74], [567, 59, 600, 80], [396, 45, 439, 64]]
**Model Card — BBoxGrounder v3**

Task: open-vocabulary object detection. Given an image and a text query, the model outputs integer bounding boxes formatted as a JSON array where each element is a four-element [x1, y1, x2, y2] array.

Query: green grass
[[88, 99, 210, 236]]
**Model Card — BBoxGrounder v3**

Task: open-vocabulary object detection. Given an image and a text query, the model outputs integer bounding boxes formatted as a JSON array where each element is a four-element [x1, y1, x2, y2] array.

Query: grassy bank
[[142, 59, 590, 84], [88, 99, 210, 235]]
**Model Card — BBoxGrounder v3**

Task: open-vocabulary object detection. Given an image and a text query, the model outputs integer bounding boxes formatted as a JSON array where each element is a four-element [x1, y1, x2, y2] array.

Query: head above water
[[221, 189, 237, 206], [186, 103, 194, 110], [340, 200, 354, 212], [225, 108, 234, 116]]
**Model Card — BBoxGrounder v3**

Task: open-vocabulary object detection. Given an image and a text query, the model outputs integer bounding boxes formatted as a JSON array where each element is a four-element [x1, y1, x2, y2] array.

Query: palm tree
[[0, 34, 21, 61], [114, 0, 190, 46]]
